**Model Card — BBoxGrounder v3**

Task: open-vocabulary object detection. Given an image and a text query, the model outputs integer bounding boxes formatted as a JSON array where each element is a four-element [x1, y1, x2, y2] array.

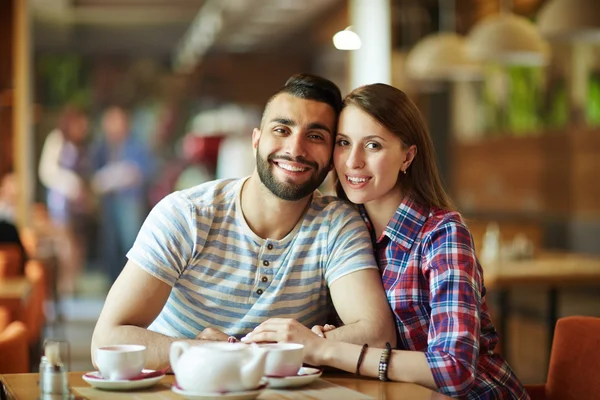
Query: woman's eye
[[366, 142, 380, 150], [336, 139, 349, 146]]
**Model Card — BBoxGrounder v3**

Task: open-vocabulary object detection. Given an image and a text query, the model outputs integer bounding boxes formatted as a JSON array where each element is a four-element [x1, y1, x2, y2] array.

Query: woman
[[243, 84, 528, 399]]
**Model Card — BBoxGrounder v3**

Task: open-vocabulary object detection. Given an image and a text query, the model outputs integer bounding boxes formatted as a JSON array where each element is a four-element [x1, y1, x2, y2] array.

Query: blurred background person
[[38, 106, 94, 295], [91, 106, 154, 284]]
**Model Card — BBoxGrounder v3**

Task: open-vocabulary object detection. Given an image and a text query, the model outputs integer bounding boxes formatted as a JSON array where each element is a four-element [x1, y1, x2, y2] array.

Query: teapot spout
[[240, 345, 268, 389]]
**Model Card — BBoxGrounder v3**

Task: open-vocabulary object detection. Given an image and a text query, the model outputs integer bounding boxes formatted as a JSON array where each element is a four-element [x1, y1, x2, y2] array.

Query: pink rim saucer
[[266, 367, 322, 379], [84, 369, 166, 382]]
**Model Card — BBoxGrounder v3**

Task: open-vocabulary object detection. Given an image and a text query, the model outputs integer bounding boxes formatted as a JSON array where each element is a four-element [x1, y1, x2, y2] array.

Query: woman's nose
[[346, 148, 364, 169]]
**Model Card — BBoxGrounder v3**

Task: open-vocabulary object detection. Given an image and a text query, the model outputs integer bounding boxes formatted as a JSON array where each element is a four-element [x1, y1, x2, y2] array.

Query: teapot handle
[[169, 341, 191, 372]]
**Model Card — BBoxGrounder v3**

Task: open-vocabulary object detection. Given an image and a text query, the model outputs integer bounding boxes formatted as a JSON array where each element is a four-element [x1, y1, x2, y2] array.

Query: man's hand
[[241, 318, 326, 365], [196, 327, 230, 342]]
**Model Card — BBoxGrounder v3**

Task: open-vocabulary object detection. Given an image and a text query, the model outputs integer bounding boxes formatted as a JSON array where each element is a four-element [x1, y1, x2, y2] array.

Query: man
[[91, 74, 395, 370]]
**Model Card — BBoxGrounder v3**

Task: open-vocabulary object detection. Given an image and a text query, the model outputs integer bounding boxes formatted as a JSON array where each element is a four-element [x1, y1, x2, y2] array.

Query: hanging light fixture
[[537, 0, 600, 42], [465, 1, 550, 66], [405, 0, 480, 81], [333, 26, 362, 50]]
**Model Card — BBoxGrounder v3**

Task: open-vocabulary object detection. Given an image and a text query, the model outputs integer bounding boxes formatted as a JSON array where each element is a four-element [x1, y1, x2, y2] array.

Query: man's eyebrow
[[269, 118, 332, 135], [307, 122, 331, 134], [269, 117, 295, 126]]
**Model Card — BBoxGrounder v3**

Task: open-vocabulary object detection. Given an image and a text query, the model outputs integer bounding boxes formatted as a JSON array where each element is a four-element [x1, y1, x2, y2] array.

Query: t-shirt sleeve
[[126, 191, 196, 286], [324, 203, 378, 284]]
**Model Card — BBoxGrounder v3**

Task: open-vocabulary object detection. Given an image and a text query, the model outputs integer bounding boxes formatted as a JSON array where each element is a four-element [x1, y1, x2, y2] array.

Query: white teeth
[[278, 163, 307, 172], [347, 176, 368, 184]]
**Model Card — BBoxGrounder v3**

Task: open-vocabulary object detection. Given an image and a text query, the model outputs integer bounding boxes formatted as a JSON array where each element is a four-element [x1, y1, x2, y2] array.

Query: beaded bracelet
[[355, 344, 368, 376], [378, 342, 392, 381]]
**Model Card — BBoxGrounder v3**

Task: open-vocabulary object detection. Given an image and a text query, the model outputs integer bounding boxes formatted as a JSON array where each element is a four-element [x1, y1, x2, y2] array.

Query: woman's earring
[[403, 169, 407, 175]]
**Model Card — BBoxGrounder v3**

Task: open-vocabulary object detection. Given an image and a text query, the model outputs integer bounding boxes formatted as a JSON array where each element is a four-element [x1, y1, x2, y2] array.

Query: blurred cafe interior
[[0, 0, 599, 387]]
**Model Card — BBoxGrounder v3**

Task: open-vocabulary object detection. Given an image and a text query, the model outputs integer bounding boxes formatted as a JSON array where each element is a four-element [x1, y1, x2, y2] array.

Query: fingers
[[311, 325, 326, 338], [242, 319, 302, 343], [323, 324, 336, 332], [196, 327, 229, 341]]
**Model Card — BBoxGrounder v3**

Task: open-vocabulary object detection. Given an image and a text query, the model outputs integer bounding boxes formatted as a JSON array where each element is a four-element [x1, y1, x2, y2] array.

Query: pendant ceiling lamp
[[465, 1, 550, 66], [406, 0, 480, 81], [537, 0, 600, 42]]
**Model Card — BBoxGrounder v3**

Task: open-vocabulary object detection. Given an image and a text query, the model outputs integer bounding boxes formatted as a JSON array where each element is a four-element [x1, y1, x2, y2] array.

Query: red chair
[[525, 316, 600, 400]]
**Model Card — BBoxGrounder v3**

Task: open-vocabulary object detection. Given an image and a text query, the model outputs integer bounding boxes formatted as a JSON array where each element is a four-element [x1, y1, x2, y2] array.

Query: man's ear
[[252, 128, 261, 153]]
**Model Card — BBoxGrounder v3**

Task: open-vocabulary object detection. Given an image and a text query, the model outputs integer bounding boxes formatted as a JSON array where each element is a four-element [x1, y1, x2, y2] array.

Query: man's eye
[[309, 134, 325, 141]]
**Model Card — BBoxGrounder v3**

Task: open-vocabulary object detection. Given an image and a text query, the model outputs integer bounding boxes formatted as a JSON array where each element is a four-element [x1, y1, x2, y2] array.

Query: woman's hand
[[241, 318, 328, 366], [311, 324, 336, 338]]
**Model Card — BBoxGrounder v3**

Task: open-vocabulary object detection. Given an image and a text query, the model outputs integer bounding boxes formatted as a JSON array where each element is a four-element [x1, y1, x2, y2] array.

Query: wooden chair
[[0, 320, 29, 373], [0, 306, 10, 331], [24, 260, 46, 346], [525, 316, 600, 400]]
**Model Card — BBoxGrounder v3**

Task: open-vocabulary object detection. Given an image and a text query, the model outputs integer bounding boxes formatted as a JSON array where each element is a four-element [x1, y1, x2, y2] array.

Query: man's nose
[[285, 134, 307, 158]]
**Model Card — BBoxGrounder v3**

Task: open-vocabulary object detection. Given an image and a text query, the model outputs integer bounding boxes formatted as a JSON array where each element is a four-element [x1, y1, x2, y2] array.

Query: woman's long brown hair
[[336, 83, 454, 211]]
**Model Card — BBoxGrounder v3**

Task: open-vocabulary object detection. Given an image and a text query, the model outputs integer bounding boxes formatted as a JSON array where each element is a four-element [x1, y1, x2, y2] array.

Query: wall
[[0, 0, 14, 176]]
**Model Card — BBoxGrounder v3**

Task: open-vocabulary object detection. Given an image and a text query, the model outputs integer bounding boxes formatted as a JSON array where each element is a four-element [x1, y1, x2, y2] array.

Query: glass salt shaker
[[39, 340, 70, 398]]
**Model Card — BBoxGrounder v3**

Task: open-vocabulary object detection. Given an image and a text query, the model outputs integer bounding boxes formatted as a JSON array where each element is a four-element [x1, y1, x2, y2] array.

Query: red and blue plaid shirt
[[359, 196, 528, 399]]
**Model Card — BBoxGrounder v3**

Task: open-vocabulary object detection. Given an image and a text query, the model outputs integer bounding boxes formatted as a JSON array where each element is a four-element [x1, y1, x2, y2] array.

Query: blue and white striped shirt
[[127, 177, 377, 339]]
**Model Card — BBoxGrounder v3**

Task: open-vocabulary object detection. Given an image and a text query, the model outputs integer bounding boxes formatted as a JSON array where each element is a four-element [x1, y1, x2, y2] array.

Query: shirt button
[[267, 244, 273, 250], [257, 289, 263, 295], [261, 276, 268, 283], [263, 260, 269, 266]]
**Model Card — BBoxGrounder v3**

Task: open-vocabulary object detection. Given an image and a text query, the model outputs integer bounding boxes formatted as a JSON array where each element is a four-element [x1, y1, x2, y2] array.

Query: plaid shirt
[[359, 196, 528, 399]]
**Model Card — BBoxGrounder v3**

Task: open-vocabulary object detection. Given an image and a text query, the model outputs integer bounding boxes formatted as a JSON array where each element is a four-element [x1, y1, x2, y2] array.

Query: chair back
[[545, 316, 600, 400], [0, 306, 10, 331]]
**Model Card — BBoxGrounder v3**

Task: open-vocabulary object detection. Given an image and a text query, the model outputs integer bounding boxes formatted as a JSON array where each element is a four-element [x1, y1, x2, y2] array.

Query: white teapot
[[170, 341, 268, 393]]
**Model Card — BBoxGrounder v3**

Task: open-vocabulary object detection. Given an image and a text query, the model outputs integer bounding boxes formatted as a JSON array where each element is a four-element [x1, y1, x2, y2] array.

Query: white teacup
[[260, 343, 304, 377], [95, 344, 146, 381]]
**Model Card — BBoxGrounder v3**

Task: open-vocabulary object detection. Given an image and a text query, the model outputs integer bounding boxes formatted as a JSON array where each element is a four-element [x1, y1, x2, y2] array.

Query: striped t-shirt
[[127, 177, 377, 339]]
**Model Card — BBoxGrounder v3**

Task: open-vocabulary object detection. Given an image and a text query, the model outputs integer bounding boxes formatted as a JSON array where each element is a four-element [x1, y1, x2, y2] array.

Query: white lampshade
[[466, 13, 550, 66], [406, 32, 481, 81], [537, 0, 600, 42], [333, 27, 361, 50]]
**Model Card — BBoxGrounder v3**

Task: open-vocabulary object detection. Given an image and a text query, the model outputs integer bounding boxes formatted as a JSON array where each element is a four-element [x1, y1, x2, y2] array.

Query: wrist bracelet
[[378, 342, 392, 381], [355, 344, 368, 376]]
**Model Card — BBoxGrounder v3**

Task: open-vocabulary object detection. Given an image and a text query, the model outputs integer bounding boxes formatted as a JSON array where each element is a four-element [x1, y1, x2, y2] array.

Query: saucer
[[266, 367, 322, 389], [82, 369, 165, 391], [171, 383, 266, 400]]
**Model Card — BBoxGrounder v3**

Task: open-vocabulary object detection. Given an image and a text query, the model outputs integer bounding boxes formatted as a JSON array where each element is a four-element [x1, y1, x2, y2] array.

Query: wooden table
[[0, 371, 452, 400], [0, 277, 32, 322], [485, 252, 600, 360]]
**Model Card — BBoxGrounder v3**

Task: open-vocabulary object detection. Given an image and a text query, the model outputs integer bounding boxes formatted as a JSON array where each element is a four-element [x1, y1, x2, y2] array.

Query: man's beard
[[256, 150, 330, 201]]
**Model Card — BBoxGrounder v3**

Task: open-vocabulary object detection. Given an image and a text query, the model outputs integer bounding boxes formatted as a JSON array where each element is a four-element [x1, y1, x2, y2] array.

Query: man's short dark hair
[[260, 74, 342, 128]]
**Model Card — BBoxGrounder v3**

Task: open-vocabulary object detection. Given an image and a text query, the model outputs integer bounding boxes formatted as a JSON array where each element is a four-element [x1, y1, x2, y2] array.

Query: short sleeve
[[126, 191, 196, 286], [324, 203, 378, 284]]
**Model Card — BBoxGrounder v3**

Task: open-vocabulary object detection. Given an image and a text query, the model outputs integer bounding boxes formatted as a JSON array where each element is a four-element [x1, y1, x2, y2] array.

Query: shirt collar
[[359, 195, 430, 252]]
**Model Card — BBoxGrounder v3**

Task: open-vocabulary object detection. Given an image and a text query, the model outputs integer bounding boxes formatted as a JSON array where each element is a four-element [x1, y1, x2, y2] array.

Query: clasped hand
[[196, 320, 337, 365]]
